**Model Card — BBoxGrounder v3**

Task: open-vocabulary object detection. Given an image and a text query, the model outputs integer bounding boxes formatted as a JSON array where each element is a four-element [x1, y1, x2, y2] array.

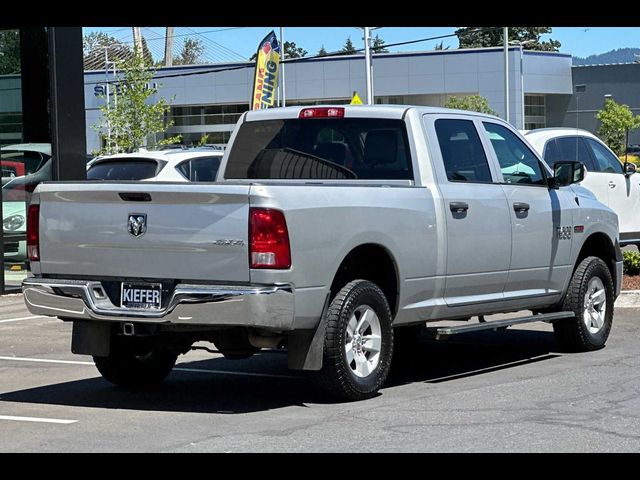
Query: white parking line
[[0, 355, 300, 379], [174, 367, 300, 379], [0, 415, 77, 424], [0, 356, 93, 366], [0, 315, 48, 324]]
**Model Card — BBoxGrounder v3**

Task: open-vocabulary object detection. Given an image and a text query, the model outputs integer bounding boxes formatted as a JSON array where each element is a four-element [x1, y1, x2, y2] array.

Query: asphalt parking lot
[[1, 293, 639, 452]]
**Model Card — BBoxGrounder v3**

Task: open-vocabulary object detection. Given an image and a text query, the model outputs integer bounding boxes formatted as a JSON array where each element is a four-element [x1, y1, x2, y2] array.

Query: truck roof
[[244, 104, 503, 122]]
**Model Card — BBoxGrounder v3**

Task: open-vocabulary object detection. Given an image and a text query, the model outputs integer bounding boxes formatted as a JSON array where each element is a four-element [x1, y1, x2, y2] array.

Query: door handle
[[449, 202, 469, 213], [513, 202, 530, 213], [609, 181, 616, 189]]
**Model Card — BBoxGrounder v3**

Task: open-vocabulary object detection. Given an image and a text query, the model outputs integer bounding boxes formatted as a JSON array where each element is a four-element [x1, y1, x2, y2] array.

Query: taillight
[[299, 107, 345, 119], [27, 204, 40, 262], [249, 208, 291, 269]]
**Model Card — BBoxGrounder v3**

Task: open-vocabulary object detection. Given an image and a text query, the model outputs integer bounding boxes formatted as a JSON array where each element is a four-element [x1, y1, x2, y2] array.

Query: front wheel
[[553, 256, 614, 352], [94, 338, 178, 388], [317, 280, 394, 401]]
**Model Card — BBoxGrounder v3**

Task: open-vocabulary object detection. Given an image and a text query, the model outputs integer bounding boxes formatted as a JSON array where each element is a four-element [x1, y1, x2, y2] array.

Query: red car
[[1, 159, 26, 184]]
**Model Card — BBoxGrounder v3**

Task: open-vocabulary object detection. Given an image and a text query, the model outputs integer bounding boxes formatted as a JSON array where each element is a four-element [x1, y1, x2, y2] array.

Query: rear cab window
[[224, 118, 413, 180], [87, 158, 164, 180]]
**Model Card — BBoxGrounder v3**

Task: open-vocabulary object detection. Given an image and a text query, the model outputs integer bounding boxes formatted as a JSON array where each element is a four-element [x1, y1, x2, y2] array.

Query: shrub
[[623, 250, 640, 276]]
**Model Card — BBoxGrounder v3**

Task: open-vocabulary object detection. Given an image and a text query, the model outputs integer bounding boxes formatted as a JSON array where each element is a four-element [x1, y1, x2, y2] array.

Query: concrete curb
[[615, 290, 640, 308]]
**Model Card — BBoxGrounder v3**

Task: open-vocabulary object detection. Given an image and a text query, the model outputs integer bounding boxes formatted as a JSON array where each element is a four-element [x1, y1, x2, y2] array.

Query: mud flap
[[71, 321, 111, 357], [287, 293, 331, 371]]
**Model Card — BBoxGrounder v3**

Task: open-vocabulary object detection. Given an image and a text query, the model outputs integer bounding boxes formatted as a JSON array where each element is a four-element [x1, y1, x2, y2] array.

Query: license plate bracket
[[120, 282, 162, 310]]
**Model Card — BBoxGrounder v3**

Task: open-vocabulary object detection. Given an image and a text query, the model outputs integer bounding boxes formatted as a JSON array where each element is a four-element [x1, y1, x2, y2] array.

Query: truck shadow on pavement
[[1, 328, 562, 413]]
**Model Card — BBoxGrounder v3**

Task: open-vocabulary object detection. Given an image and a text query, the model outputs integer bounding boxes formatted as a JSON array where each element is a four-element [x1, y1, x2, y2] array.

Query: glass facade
[[524, 94, 546, 130], [1, 27, 85, 295], [1, 29, 27, 291]]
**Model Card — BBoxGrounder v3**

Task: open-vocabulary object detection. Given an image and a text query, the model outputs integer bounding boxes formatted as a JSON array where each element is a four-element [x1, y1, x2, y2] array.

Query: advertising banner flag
[[251, 31, 281, 110]]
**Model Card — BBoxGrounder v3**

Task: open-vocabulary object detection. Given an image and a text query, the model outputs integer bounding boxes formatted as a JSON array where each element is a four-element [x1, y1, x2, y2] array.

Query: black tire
[[317, 280, 394, 401], [553, 256, 614, 352], [94, 338, 177, 388]]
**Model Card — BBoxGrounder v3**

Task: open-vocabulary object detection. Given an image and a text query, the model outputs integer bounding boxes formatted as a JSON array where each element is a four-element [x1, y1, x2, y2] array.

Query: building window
[[524, 94, 546, 130]]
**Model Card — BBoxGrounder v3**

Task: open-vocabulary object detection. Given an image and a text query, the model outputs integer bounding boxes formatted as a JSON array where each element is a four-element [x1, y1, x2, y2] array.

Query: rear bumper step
[[428, 311, 575, 340], [22, 277, 294, 330]]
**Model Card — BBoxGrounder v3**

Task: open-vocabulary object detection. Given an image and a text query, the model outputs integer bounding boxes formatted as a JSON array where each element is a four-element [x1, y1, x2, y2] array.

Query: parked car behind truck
[[524, 128, 640, 247], [23, 106, 622, 400]]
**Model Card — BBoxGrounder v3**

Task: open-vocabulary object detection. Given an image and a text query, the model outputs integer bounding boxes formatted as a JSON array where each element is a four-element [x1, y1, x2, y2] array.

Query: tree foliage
[[596, 99, 640, 155], [445, 95, 498, 116], [341, 37, 357, 54], [318, 45, 328, 57], [456, 27, 561, 52], [83, 32, 134, 70], [0, 30, 20, 75], [284, 41, 307, 58], [173, 38, 205, 65], [92, 50, 181, 154], [434, 41, 449, 51], [372, 34, 388, 53]]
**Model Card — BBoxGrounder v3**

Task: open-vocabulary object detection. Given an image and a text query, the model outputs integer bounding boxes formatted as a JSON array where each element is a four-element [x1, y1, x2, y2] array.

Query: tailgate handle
[[119, 192, 152, 202]]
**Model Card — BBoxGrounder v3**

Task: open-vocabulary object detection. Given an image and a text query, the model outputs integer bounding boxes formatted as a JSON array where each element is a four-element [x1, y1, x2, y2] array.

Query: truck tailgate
[[36, 183, 251, 282]]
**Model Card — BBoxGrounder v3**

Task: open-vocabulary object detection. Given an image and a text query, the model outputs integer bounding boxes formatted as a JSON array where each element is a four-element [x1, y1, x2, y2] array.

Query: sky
[[83, 27, 640, 63]]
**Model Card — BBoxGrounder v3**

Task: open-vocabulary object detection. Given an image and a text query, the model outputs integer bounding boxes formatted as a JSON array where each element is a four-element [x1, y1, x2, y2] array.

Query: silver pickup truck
[[23, 105, 622, 400]]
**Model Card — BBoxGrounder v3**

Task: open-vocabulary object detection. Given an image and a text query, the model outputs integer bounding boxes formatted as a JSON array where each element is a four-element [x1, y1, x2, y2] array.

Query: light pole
[[358, 27, 379, 105], [574, 84, 587, 159], [509, 39, 535, 129], [280, 27, 286, 107], [503, 27, 509, 123]]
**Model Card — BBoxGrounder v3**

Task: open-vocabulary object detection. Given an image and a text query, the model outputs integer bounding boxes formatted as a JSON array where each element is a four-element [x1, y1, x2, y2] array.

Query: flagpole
[[280, 27, 286, 107]]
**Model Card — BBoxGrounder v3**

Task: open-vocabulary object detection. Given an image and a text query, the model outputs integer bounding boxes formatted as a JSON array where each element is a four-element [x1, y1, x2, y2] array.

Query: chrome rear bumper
[[22, 277, 295, 330]]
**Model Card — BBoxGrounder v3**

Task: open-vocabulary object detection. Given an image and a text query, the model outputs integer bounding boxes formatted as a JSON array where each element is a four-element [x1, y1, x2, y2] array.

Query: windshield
[[225, 118, 413, 180]]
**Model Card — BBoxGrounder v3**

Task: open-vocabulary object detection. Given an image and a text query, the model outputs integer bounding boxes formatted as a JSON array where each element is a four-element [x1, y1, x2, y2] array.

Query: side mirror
[[624, 162, 637, 176], [552, 161, 585, 188]]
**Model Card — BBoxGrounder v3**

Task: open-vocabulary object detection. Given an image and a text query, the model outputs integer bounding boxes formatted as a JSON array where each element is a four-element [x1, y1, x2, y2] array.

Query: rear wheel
[[317, 280, 394, 401], [553, 256, 614, 352], [94, 338, 177, 388]]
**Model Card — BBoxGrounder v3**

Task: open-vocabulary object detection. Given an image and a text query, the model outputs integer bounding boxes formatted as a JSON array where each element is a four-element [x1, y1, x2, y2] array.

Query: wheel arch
[[574, 232, 618, 288], [329, 243, 400, 317]]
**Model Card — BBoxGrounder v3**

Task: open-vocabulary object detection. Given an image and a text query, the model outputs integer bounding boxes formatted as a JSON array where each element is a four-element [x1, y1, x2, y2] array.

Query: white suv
[[524, 128, 640, 246], [86, 148, 224, 183]]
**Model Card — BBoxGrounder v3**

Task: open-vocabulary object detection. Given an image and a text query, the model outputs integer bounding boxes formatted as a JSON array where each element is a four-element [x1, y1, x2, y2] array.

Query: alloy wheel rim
[[583, 276, 606, 334], [344, 305, 382, 378]]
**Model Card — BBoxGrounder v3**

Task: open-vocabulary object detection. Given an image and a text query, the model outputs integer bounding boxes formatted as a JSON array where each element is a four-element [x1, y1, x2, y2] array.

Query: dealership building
[[82, 46, 574, 152]]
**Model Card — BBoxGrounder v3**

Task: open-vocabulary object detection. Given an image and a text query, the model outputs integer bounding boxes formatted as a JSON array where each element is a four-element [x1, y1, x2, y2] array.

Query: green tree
[[0, 30, 20, 75], [173, 38, 205, 65], [92, 50, 181, 154], [83, 32, 134, 70], [372, 34, 388, 53], [445, 95, 498, 116], [318, 45, 328, 57], [284, 41, 307, 58], [250, 40, 307, 61], [341, 37, 357, 54], [434, 41, 449, 51], [596, 98, 640, 155], [456, 27, 561, 52]]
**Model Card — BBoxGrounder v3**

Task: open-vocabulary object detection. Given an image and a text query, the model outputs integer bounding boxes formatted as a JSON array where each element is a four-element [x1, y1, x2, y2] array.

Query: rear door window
[[87, 159, 162, 180], [434, 119, 493, 183], [176, 156, 222, 182], [225, 118, 412, 180]]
